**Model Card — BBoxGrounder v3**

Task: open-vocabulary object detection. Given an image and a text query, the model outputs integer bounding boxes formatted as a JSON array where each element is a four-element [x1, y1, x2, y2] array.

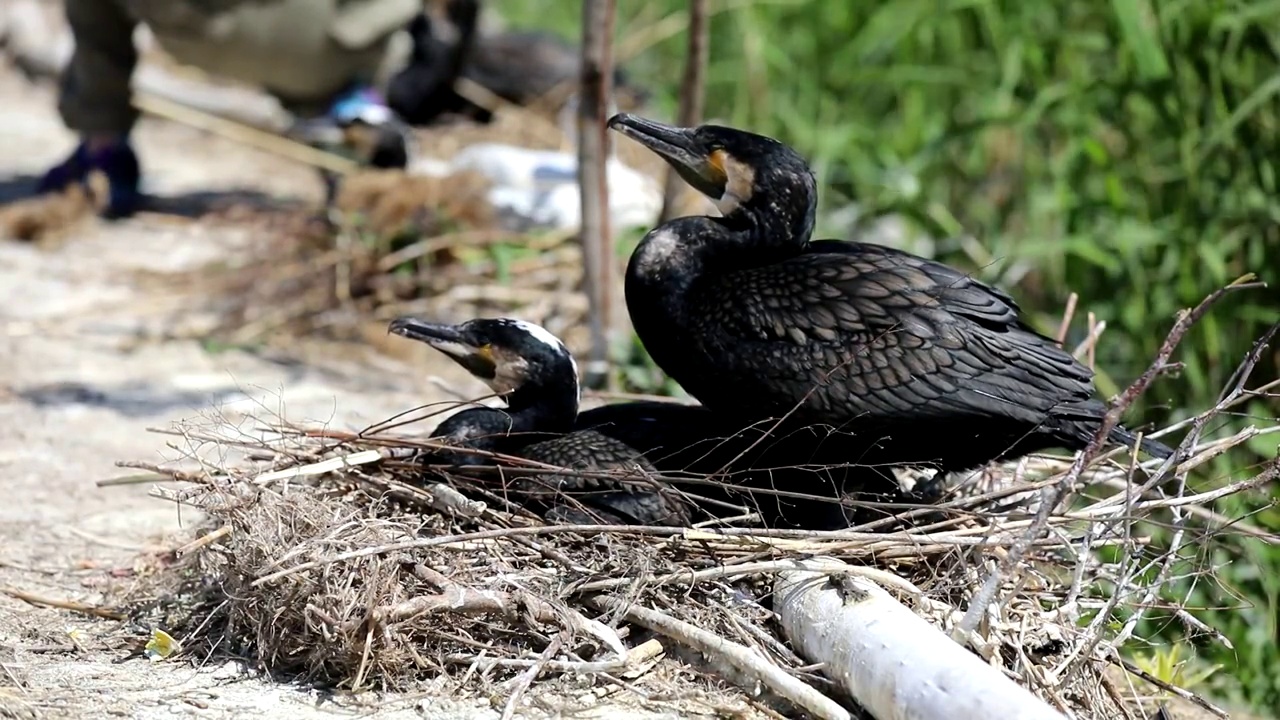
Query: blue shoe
[[37, 138, 142, 219], [288, 84, 412, 206]]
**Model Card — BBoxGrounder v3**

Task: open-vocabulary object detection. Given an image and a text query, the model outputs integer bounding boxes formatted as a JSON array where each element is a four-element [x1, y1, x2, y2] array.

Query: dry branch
[[578, 0, 619, 388], [953, 277, 1266, 642], [775, 562, 1067, 720], [591, 595, 852, 720]]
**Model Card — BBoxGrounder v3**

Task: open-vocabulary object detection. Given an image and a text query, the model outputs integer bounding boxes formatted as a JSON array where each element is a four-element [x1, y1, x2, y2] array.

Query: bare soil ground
[[0, 67, 700, 720]]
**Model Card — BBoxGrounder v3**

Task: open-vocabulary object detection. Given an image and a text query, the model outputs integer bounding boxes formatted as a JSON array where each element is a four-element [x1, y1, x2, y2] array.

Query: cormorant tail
[[1107, 424, 1175, 460]]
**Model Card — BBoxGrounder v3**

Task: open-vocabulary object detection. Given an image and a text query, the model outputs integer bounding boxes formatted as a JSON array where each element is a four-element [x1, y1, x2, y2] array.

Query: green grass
[[494, 0, 1280, 711]]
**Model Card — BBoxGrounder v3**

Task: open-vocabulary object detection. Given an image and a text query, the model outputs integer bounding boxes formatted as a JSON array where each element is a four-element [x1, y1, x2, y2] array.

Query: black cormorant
[[460, 29, 649, 115], [386, 0, 484, 126], [388, 315, 688, 526], [388, 0, 649, 126], [606, 113, 1174, 473], [574, 398, 937, 530]]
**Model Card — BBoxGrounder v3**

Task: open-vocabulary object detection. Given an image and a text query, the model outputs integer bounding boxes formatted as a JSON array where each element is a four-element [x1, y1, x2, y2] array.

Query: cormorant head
[[388, 316, 580, 414], [607, 113, 816, 243]]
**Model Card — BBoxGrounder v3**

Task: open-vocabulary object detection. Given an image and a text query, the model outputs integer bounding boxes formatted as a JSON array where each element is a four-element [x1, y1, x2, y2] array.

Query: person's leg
[[41, 0, 142, 218]]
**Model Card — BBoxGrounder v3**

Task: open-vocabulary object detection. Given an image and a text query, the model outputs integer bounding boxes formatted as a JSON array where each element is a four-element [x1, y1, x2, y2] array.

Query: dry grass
[[102, 314, 1279, 718]]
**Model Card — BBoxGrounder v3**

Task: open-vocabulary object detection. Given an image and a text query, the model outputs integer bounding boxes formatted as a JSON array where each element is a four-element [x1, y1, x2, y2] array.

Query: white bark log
[[775, 561, 1067, 720]]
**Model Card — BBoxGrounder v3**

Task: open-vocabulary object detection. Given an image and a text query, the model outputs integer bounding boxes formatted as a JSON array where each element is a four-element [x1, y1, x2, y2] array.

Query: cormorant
[[385, 0, 484, 126], [388, 315, 689, 526], [574, 399, 932, 530], [387, 0, 649, 126], [606, 113, 1174, 474], [460, 28, 649, 115]]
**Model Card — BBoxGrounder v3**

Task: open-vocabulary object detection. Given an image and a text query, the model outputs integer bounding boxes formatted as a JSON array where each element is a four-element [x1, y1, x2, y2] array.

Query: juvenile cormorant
[[388, 316, 688, 526], [607, 113, 1174, 473]]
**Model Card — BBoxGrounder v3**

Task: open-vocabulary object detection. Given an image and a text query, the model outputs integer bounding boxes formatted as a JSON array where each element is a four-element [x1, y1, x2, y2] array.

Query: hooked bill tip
[[387, 316, 438, 339]]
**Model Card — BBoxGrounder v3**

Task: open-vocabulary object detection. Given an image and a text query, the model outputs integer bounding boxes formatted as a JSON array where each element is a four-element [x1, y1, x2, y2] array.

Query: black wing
[[519, 431, 689, 526], [688, 240, 1099, 427]]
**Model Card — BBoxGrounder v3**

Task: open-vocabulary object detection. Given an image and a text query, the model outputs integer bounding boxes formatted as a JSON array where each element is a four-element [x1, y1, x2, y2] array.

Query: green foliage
[[496, 0, 1280, 709], [1132, 643, 1222, 693]]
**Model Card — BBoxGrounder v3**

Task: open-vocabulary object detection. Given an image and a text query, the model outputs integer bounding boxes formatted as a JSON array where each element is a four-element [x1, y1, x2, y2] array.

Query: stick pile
[[111, 312, 1278, 718]]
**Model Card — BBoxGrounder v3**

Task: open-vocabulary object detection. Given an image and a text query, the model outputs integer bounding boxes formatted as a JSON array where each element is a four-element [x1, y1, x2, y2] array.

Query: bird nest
[[107, 313, 1278, 720]]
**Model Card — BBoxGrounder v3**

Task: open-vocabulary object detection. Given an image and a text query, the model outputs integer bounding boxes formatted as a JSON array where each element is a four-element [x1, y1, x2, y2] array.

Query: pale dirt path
[[0, 67, 691, 720]]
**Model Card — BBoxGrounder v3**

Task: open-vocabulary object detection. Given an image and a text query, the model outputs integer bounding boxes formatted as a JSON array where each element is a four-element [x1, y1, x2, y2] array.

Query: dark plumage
[[573, 400, 920, 530], [389, 0, 648, 125], [388, 316, 688, 526], [386, 0, 483, 125], [607, 113, 1173, 473], [460, 30, 649, 112]]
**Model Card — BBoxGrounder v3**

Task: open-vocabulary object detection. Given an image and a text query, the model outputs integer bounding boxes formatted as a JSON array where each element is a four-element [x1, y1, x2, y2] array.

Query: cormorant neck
[[722, 181, 818, 253], [502, 370, 579, 435], [434, 392, 568, 456]]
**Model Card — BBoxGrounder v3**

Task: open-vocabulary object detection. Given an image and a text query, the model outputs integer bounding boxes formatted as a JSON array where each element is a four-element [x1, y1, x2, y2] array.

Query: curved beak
[[607, 113, 727, 197], [388, 317, 471, 355]]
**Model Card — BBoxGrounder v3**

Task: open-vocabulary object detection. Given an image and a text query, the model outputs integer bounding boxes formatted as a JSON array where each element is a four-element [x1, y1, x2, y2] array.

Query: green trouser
[[57, 0, 420, 136]]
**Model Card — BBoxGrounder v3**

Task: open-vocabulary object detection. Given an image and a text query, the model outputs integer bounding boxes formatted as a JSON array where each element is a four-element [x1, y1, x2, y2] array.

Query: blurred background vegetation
[[496, 0, 1280, 711]]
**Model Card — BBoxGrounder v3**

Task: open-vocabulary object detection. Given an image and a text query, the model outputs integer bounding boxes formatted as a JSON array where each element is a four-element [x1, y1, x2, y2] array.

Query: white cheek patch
[[713, 155, 755, 216], [489, 356, 530, 395], [433, 340, 476, 359], [713, 191, 743, 216]]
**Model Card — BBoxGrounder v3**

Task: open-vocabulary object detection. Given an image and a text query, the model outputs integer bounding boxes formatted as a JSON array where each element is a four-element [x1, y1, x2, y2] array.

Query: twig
[[1111, 655, 1229, 719], [0, 587, 125, 621], [591, 595, 851, 720], [578, 0, 619, 389], [341, 565, 626, 659], [1054, 292, 1078, 345], [169, 526, 233, 556], [132, 92, 356, 174], [501, 636, 563, 720], [952, 277, 1263, 643], [571, 558, 922, 596], [251, 521, 1082, 589], [658, 0, 710, 223]]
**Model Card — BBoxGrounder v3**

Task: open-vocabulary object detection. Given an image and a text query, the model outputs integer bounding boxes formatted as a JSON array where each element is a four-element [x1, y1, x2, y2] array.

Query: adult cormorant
[[606, 113, 1173, 473], [388, 316, 688, 526]]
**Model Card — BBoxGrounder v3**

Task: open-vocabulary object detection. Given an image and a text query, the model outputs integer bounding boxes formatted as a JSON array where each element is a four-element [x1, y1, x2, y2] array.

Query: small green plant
[[1131, 643, 1223, 693]]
